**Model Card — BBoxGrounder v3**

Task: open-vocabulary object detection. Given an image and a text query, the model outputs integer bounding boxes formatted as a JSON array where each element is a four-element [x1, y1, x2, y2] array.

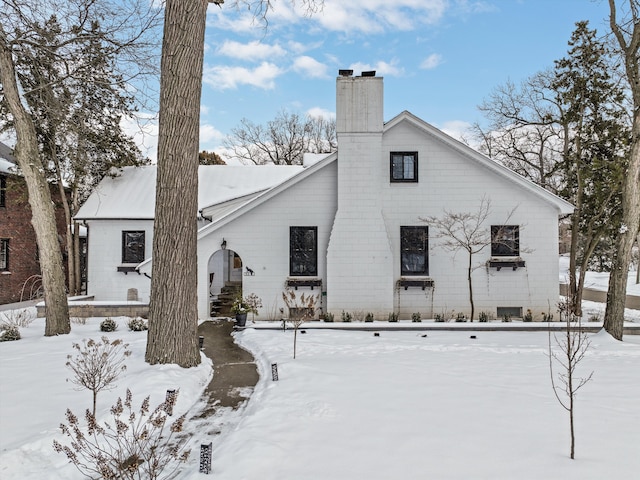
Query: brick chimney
[[326, 71, 394, 319]]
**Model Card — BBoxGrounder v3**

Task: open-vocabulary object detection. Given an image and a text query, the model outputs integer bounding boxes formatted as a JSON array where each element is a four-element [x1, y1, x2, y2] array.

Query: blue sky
[[189, 0, 612, 160]]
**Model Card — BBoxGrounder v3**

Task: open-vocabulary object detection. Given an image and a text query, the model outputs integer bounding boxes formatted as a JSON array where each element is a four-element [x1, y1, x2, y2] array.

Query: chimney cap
[[338, 69, 353, 77], [361, 70, 376, 77]]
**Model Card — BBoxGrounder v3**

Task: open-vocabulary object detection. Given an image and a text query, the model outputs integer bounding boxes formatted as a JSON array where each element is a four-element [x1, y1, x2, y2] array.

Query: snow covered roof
[[0, 141, 17, 175], [75, 165, 304, 220]]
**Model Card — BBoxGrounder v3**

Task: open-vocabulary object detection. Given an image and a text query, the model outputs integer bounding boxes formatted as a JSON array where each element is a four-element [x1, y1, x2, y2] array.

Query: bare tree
[[223, 110, 336, 165], [424, 197, 517, 321], [282, 289, 318, 359], [147, 0, 323, 366], [548, 299, 593, 459], [604, 0, 640, 340]]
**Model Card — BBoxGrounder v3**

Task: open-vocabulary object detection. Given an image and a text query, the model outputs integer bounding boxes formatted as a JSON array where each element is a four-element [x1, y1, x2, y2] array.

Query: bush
[[524, 309, 533, 322], [478, 311, 489, 323], [502, 314, 512, 323], [100, 318, 118, 332], [388, 312, 398, 322], [0, 324, 21, 342], [352, 310, 365, 322], [434, 314, 445, 323], [127, 317, 148, 331], [53, 389, 189, 480], [1, 308, 35, 328], [411, 312, 421, 323], [71, 317, 87, 325], [341, 311, 352, 323], [455, 312, 467, 322], [365, 312, 374, 323], [324, 312, 334, 322]]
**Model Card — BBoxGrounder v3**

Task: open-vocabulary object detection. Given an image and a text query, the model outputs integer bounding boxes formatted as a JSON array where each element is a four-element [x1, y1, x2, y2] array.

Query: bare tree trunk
[[0, 25, 69, 335], [145, 0, 206, 367], [467, 252, 475, 321], [604, 0, 640, 341], [52, 156, 76, 296]]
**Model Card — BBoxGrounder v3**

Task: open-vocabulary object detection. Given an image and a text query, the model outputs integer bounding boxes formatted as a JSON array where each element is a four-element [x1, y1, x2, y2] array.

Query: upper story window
[[122, 231, 145, 264], [290, 226, 317, 276], [390, 152, 418, 183], [0, 239, 9, 271], [401, 226, 428, 275], [0, 175, 6, 207], [491, 225, 520, 256]]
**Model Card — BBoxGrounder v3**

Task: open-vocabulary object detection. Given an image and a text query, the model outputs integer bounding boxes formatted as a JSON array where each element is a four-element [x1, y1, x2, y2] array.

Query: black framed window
[[401, 226, 428, 275], [390, 152, 418, 182], [0, 175, 6, 207], [290, 226, 317, 276], [0, 239, 8, 271], [122, 231, 145, 264], [491, 225, 519, 256]]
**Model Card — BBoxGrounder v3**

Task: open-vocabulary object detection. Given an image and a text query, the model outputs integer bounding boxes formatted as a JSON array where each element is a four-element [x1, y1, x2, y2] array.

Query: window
[[122, 231, 145, 264], [491, 225, 519, 256], [401, 226, 428, 275], [0, 175, 6, 207], [390, 152, 418, 182], [290, 226, 317, 276], [0, 239, 8, 271]]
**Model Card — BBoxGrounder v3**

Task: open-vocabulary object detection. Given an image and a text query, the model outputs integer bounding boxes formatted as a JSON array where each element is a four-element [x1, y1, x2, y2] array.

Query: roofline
[[384, 111, 575, 215]]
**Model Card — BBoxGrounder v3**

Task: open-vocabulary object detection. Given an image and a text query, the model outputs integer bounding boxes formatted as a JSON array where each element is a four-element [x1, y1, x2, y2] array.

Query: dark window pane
[[290, 227, 317, 276], [0, 239, 8, 270], [401, 226, 428, 275], [0, 175, 5, 207], [122, 231, 145, 263], [491, 225, 519, 256], [390, 152, 418, 182]]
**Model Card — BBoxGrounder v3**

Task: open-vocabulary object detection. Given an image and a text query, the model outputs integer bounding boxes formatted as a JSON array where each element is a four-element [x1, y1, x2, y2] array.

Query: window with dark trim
[[390, 152, 418, 182], [401, 226, 428, 275], [0, 239, 8, 271], [491, 225, 519, 256], [122, 231, 145, 264], [290, 226, 317, 276], [0, 175, 6, 207]]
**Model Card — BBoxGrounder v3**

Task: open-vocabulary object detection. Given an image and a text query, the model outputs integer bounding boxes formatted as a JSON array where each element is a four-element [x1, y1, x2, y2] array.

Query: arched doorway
[[207, 249, 243, 317]]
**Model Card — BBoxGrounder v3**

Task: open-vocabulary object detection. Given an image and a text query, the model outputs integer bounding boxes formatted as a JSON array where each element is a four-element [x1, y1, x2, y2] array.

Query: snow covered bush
[[127, 317, 148, 331], [323, 312, 334, 322], [478, 311, 490, 323], [0, 324, 21, 342], [388, 312, 398, 322], [412, 312, 421, 322], [53, 389, 190, 480], [365, 312, 374, 322], [341, 311, 352, 323], [1, 308, 35, 328], [100, 318, 117, 332]]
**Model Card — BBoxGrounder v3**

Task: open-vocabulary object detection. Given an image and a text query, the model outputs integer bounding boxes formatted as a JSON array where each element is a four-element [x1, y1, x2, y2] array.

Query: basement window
[[390, 152, 418, 183], [497, 306, 522, 319]]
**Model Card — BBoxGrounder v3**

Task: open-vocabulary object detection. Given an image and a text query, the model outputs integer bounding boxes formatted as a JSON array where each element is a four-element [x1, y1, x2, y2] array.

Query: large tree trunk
[[145, 0, 206, 367], [604, 0, 640, 341], [0, 25, 69, 335]]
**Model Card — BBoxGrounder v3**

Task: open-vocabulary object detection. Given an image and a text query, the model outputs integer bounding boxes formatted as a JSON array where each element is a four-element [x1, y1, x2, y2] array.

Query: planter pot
[[235, 313, 248, 327]]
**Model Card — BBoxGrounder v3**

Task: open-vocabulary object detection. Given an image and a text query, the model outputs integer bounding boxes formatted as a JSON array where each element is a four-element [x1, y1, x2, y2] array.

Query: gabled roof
[[75, 164, 304, 220], [384, 111, 574, 215]]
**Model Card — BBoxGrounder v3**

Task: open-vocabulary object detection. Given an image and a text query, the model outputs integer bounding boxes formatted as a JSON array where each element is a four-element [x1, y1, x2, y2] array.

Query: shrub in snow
[[501, 314, 512, 323], [0, 324, 21, 342], [127, 317, 148, 331], [341, 311, 352, 323], [282, 289, 318, 359], [388, 312, 398, 322], [53, 389, 189, 480], [71, 317, 87, 325], [588, 314, 601, 323], [323, 312, 334, 322], [524, 309, 533, 322], [478, 311, 490, 323], [411, 312, 421, 322], [365, 312, 374, 323], [456, 312, 467, 322], [1, 308, 35, 328], [434, 314, 445, 323], [66, 337, 131, 416], [100, 318, 117, 332]]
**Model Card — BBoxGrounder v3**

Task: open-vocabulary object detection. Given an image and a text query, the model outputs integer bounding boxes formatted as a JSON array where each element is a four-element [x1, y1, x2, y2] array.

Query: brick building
[[0, 142, 70, 304]]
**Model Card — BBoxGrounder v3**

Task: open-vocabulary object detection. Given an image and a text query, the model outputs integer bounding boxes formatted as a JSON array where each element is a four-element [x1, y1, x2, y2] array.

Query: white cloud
[[293, 56, 329, 78], [349, 60, 404, 77], [120, 113, 159, 163], [439, 120, 472, 143], [306, 107, 335, 120], [203, 62, 284, 90], [420, 53, 443, 70], [200, 124, 225, 146], [217, 40, 286, 61]]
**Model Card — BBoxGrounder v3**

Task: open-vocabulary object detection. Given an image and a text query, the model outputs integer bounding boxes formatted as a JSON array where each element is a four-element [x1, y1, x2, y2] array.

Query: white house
[[76, 72, 573, 321]]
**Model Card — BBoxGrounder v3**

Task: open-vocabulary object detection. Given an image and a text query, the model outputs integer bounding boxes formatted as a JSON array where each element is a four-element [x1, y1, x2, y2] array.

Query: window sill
[[286, 278, 322, 290], [488, 258, 525, 271], [117, 265, 140, 274], [1, 271, 11, 275], [397, 278, 434, 290]]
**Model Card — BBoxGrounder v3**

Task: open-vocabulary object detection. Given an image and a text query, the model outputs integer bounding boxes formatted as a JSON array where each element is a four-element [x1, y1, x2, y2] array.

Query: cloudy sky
[[189, 0, 611, 159]]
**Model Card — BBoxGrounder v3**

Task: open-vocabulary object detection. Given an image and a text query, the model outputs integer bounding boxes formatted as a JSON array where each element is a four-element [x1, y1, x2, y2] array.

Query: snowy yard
[[1, 259, 639, 479]]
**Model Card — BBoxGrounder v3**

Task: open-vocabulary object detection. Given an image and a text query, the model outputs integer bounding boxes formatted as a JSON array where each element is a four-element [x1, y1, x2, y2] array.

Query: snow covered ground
[[1, 261, 638, 479]]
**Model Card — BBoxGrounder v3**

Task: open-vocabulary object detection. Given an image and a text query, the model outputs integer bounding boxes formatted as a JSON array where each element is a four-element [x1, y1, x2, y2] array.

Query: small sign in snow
[[271, 363, 279, 381], [199, 442, 212, 474]]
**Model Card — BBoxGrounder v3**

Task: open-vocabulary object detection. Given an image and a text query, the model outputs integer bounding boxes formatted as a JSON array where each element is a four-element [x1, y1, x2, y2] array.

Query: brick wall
[[0, 173, 69, 304]]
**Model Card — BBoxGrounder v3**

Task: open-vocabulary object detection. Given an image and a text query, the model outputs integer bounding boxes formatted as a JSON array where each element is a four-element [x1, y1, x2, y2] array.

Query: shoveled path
[[195, 319, 258, 418]]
